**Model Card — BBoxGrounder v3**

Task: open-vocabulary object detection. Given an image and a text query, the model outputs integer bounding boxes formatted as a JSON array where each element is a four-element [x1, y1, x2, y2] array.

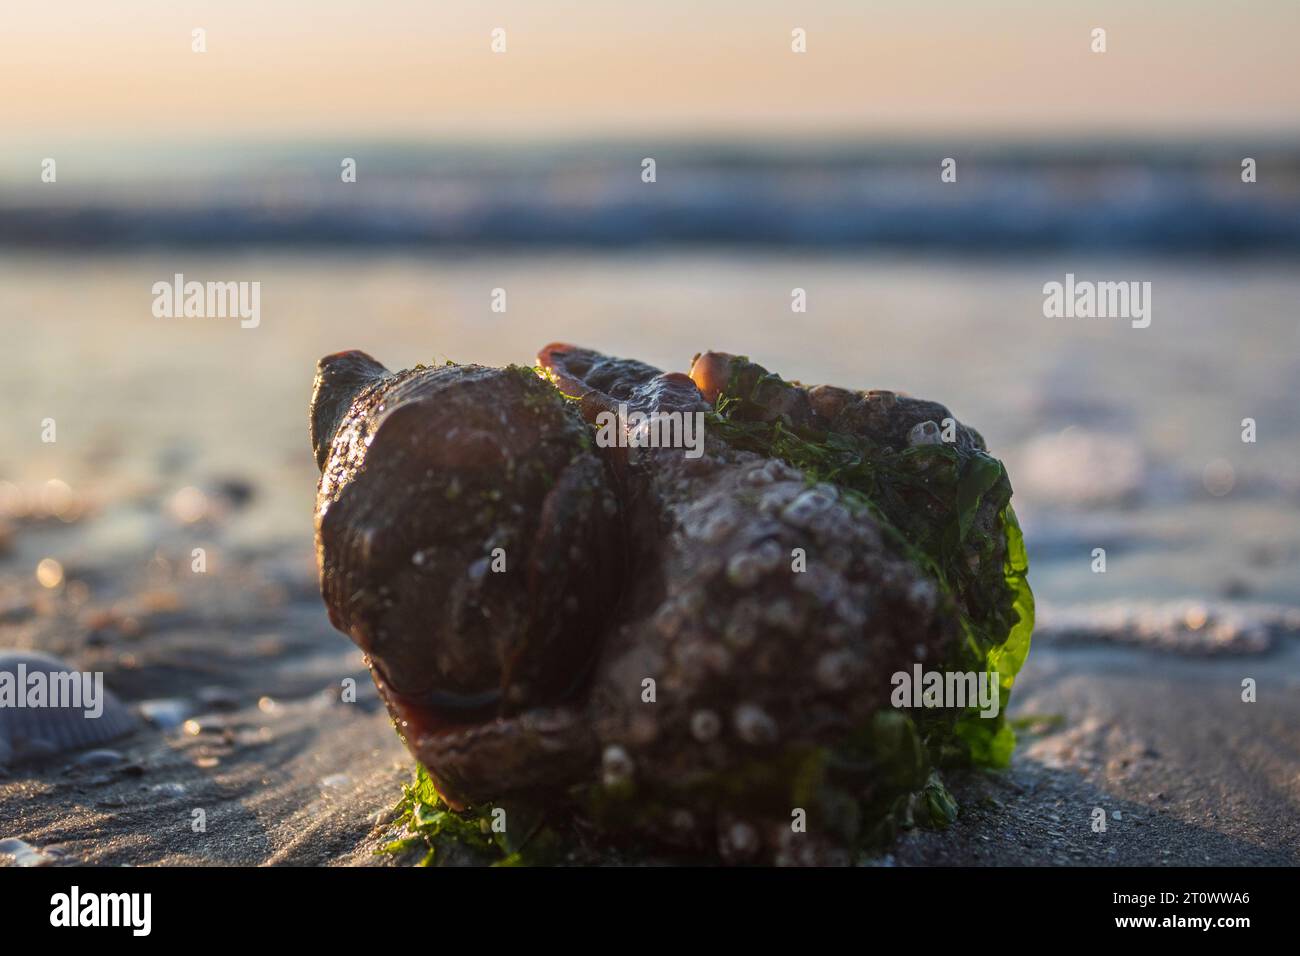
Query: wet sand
[[894, 638, 1300, 866], [2, 544, 1296, 866]]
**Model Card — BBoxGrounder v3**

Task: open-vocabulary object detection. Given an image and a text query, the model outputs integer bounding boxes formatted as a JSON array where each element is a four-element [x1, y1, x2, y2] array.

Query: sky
[[2, 0, 1299, 145]]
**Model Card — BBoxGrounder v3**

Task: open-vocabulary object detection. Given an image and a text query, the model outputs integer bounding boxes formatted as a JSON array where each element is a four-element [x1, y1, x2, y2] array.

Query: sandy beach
[[4, 550, 1297, 866], [3, 252, 1297, 866]]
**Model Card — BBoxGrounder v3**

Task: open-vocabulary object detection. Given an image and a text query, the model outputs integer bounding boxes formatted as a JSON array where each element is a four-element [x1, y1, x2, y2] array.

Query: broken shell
[[0, 651, 136, 766]]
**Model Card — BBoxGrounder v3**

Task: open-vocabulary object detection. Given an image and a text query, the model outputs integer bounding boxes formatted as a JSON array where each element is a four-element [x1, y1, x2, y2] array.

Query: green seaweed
[[383, 708, 956, 865], [380, 765, 565, 867], [708, 363, 1033, 768], [808, 710, 960, 848], [705, 360, 1034, 842]]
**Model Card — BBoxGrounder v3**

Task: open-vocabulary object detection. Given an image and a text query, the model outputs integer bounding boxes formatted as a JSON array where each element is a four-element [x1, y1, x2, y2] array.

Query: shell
[[0, 651, 136, 766], [309, 343, 1026, 863], [311, 352, 623, 794]]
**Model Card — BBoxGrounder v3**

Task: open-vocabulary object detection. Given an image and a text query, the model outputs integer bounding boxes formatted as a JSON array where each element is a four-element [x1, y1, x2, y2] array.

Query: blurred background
[[2, 0, 1299, 655], [1, 0, 1299, 866]]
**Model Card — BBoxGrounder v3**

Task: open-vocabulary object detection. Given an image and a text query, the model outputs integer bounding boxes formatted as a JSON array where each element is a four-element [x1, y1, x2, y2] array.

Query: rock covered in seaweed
[[687, 350, 1031, 708], [311, 344, 1033, 862]]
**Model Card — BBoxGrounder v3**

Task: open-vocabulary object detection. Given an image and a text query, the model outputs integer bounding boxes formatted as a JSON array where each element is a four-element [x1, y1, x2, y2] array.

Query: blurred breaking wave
[[4, 140, 1300, 252]]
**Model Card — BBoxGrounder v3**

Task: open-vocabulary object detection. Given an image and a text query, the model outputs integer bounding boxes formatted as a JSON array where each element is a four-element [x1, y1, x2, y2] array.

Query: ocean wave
[[5, 144, 1299, 252]]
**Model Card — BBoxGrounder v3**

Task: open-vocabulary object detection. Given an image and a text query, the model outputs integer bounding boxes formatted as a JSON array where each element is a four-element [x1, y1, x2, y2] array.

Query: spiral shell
[[311, 352, 623, 765]]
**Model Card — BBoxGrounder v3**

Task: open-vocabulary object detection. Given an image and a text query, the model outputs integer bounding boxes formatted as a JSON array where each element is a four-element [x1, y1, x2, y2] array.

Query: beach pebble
[[0, 837, 55, 867], [196, 686, 240, 711], [138, 698, 191, 730], [149, 782, 188, 798], [212, 477, 255, 509], [70, 748, 126, 769]]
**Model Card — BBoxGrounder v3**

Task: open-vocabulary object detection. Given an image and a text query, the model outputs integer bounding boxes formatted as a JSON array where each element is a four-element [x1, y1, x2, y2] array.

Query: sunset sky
[[3, 0, 1298, 146]]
